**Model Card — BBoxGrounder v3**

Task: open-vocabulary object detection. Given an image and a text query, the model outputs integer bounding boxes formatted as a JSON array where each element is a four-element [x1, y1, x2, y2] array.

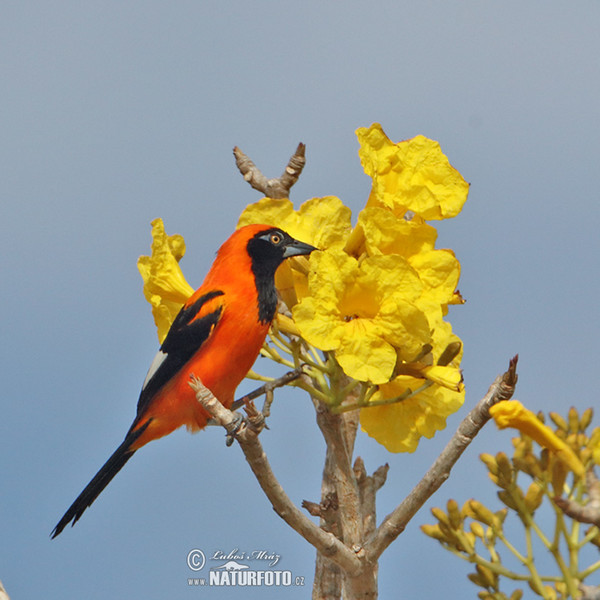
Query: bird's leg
[[224, 412, 246, 447]]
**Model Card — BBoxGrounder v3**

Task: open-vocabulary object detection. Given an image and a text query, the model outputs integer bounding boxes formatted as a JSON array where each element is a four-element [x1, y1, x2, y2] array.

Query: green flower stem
[[305, 343, 328, 370], [269, 324, 329, 373], [269, 331, 328, 376], [547, 482, 581, 598], [291, 347, 329, 375], [334, 378, 362, 406], [495, 531, 527, 565], [579, 558, 600, 579], [290, 345, 331, 399], [448, 546, 543, 584], [503, 481, 550, 597], [268, 329, 296, 357], [272, 333, 331, 376], [260, 343, 296, 369], [245, 370, 277, 382], [353, 384, 374, 412], [509, 483, 552, 550], [484, 539, 502, 565], [576, 524, 599, 550], [332, 381, 434, 413], [556, 506, 578, 580], [550, 499, 562, 553], [454, 530, 478, 556], [293, 377, 333, 405], [535, 474, 579, 597], [523, 524, 550, 598], [550, 537, 577, 598]]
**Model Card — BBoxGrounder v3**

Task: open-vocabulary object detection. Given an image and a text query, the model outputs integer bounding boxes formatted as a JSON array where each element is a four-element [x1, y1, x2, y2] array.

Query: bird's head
[[245, 225, 317, 270], [229, 224, 317, 324]]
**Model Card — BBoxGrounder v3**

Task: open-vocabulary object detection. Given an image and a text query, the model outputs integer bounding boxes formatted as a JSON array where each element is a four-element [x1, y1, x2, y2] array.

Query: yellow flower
[[344, 204, 464, 334], [293, 249, 431, 384], [409, 249, 461, 307], [137, 218, 194, 343], [590, 428, 600, 467], [359, 315, 463, 452], [345, 206, 438, 259], [490, 401, 585, 477], [238, 195, 352, 250], [356, 123, 469, 220], [360, 375, 465, 452], [238, 196, 352, 309]]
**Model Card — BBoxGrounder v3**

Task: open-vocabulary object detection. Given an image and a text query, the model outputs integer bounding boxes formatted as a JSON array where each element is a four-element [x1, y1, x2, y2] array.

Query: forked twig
[[233, 143, 306, 198]]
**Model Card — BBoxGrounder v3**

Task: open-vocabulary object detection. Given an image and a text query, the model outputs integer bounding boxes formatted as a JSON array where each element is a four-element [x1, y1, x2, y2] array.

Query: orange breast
[[130, 282, 270, 450]]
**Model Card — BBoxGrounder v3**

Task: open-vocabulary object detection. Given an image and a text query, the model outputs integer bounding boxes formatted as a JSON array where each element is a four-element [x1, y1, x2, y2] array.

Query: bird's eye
[[270, 232, 282, 245]]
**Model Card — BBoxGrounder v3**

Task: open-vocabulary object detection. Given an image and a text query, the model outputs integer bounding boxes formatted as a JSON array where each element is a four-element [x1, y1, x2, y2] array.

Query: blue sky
[[1, 2, 599, 598]]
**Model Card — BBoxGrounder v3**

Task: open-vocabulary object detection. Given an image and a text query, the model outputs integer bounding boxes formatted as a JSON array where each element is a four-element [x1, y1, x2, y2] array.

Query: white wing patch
[[142, 350, 168, 391]]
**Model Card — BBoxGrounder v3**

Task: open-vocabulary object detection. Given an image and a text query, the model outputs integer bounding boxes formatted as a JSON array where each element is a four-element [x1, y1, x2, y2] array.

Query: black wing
[[133, 290, 224, 423]]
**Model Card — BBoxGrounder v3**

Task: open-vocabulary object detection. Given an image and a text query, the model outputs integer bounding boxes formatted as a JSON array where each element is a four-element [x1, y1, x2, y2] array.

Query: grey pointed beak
[[282, 239, 318, 258]]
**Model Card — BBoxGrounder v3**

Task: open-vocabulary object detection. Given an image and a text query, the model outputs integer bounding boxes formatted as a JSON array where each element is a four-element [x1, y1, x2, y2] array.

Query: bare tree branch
[[188, 375, 363, 574], [313, 382, 378, 599], [0, 580, 10, 600], [354, 457, 389, 539], [311, 444, 343, 599], [229, 368, 304, 413], [364, 355, 519, 563], [555, 469, 600, 527], [233, 143, 306, 198], [316, 406, 363, 550], [580, 583, 600, 600]]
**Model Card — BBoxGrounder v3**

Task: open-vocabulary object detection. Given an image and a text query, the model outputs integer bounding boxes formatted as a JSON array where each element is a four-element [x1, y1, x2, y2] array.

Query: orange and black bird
[[52, 224, 316, 538]]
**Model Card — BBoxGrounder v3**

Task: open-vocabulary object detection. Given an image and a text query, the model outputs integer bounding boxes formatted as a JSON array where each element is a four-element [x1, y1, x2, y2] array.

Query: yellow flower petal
[[431, 321, 463, 366], [296, 196, 353, 250], [274, 313, 301, 337], [420, 365, 463, 391], [489, 401, 585, 477], [358, 254, 423, 303], [360, 376, 465, 452], [137, 218, 194, 303], [237, 196, 352, 310], [356, 123, 469, 220], [376, 296, 431, 361], [409, 249, 461, 305], [237, 196, 352, 250], [336, 320, 398, 384], [345, 206, 438, 259], [137, 218, 194, 343], [294, 249, 434, 381], [292, 295, 344, 350], [301, 249, 359, 302], [237, 197, 297, 230]]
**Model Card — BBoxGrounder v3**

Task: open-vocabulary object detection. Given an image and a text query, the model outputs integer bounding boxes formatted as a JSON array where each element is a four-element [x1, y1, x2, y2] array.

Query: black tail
[[51, 421, 150, 538]]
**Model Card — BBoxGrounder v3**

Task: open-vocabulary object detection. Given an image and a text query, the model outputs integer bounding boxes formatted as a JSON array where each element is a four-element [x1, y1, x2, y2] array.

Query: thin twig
[[580, 583, 600, 600], [229, 368, 304, 412], [0, 580, 10, 600], [364, 355, 519, 562], [354, 457, 389, 539], [555, 469, 600, 527], [188, 375, 362, 574], [233, 143, 306, 198]]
